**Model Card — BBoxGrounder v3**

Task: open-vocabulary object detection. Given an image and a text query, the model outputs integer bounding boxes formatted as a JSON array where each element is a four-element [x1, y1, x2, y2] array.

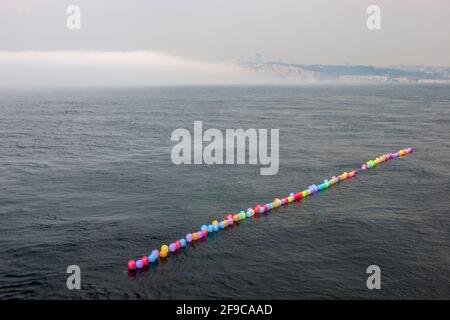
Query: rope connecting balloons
[[127, 147, 414, 270]]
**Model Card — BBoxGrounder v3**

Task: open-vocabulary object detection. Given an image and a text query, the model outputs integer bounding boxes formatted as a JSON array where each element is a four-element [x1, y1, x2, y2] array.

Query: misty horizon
[[1, 50, 449, 88], [1, 1, 450, 87]]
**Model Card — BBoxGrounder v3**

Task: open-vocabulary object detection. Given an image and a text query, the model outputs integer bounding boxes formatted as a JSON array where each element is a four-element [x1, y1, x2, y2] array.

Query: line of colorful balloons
[[361, 147, 413, 170], [127, 147, 414, 270]]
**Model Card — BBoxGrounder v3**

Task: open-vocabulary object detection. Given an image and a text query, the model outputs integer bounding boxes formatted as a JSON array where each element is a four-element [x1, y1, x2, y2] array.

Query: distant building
[[417, 79, 450, 84], [254, 53, 263, 64], [338, 75, 387, 82]]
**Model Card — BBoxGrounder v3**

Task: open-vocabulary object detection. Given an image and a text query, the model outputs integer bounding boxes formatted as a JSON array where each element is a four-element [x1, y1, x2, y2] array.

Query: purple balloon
[[186, 233, 193, 242], [136, 259, 144, 269], [169, 243, 176, 252]]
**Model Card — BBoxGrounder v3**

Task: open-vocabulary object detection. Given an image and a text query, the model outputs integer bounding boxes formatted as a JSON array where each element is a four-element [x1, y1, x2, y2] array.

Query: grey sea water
[[0, 85, 449, 299]]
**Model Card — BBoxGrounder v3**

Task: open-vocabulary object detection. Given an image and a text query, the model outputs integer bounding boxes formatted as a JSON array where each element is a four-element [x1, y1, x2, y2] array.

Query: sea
[[0, 84, 449, 299]]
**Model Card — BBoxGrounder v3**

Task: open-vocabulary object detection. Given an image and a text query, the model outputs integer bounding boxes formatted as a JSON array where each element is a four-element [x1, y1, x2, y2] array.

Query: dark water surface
[[0, 85, 449, 299]]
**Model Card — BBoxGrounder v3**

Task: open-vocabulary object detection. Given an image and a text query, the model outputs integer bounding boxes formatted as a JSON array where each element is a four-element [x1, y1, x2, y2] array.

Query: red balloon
[[142, 256, 149, 266], [175, 240, 181, 249], [128, 260, 136, 270]]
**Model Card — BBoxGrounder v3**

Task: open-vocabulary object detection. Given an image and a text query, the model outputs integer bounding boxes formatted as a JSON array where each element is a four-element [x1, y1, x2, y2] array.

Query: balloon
[[161, 244, 169, 253], [186, 233, 193, 242], [160, 250, 167, 258], [169, 243, 176, 252], [175, 240, 182, 250], [180, 239, 187, 247], [136, 259, 144, 269], [128, 260, 136, 270], [151, 249, 159, 258], [142, 256, 149, 266], [149, 253, 158, 263], [201, 225, 208, 231]]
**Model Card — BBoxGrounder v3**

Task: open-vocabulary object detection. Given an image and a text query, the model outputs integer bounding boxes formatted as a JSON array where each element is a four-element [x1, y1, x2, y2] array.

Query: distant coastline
[[231, 56, 450, 84]]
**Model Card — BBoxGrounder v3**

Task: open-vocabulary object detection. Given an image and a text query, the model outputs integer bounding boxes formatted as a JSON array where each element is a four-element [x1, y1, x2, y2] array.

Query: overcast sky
[[1, 0, 449, 87]]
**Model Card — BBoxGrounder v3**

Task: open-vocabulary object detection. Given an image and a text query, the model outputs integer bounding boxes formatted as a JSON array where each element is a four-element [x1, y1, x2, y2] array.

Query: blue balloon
[[207, 225, 213, 232], [180, 239, 187, 247], [201, 225, 208, 231], [149, 254, 157, 263], [213, 224, 219, 232], [219, 221, 225, 229]]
